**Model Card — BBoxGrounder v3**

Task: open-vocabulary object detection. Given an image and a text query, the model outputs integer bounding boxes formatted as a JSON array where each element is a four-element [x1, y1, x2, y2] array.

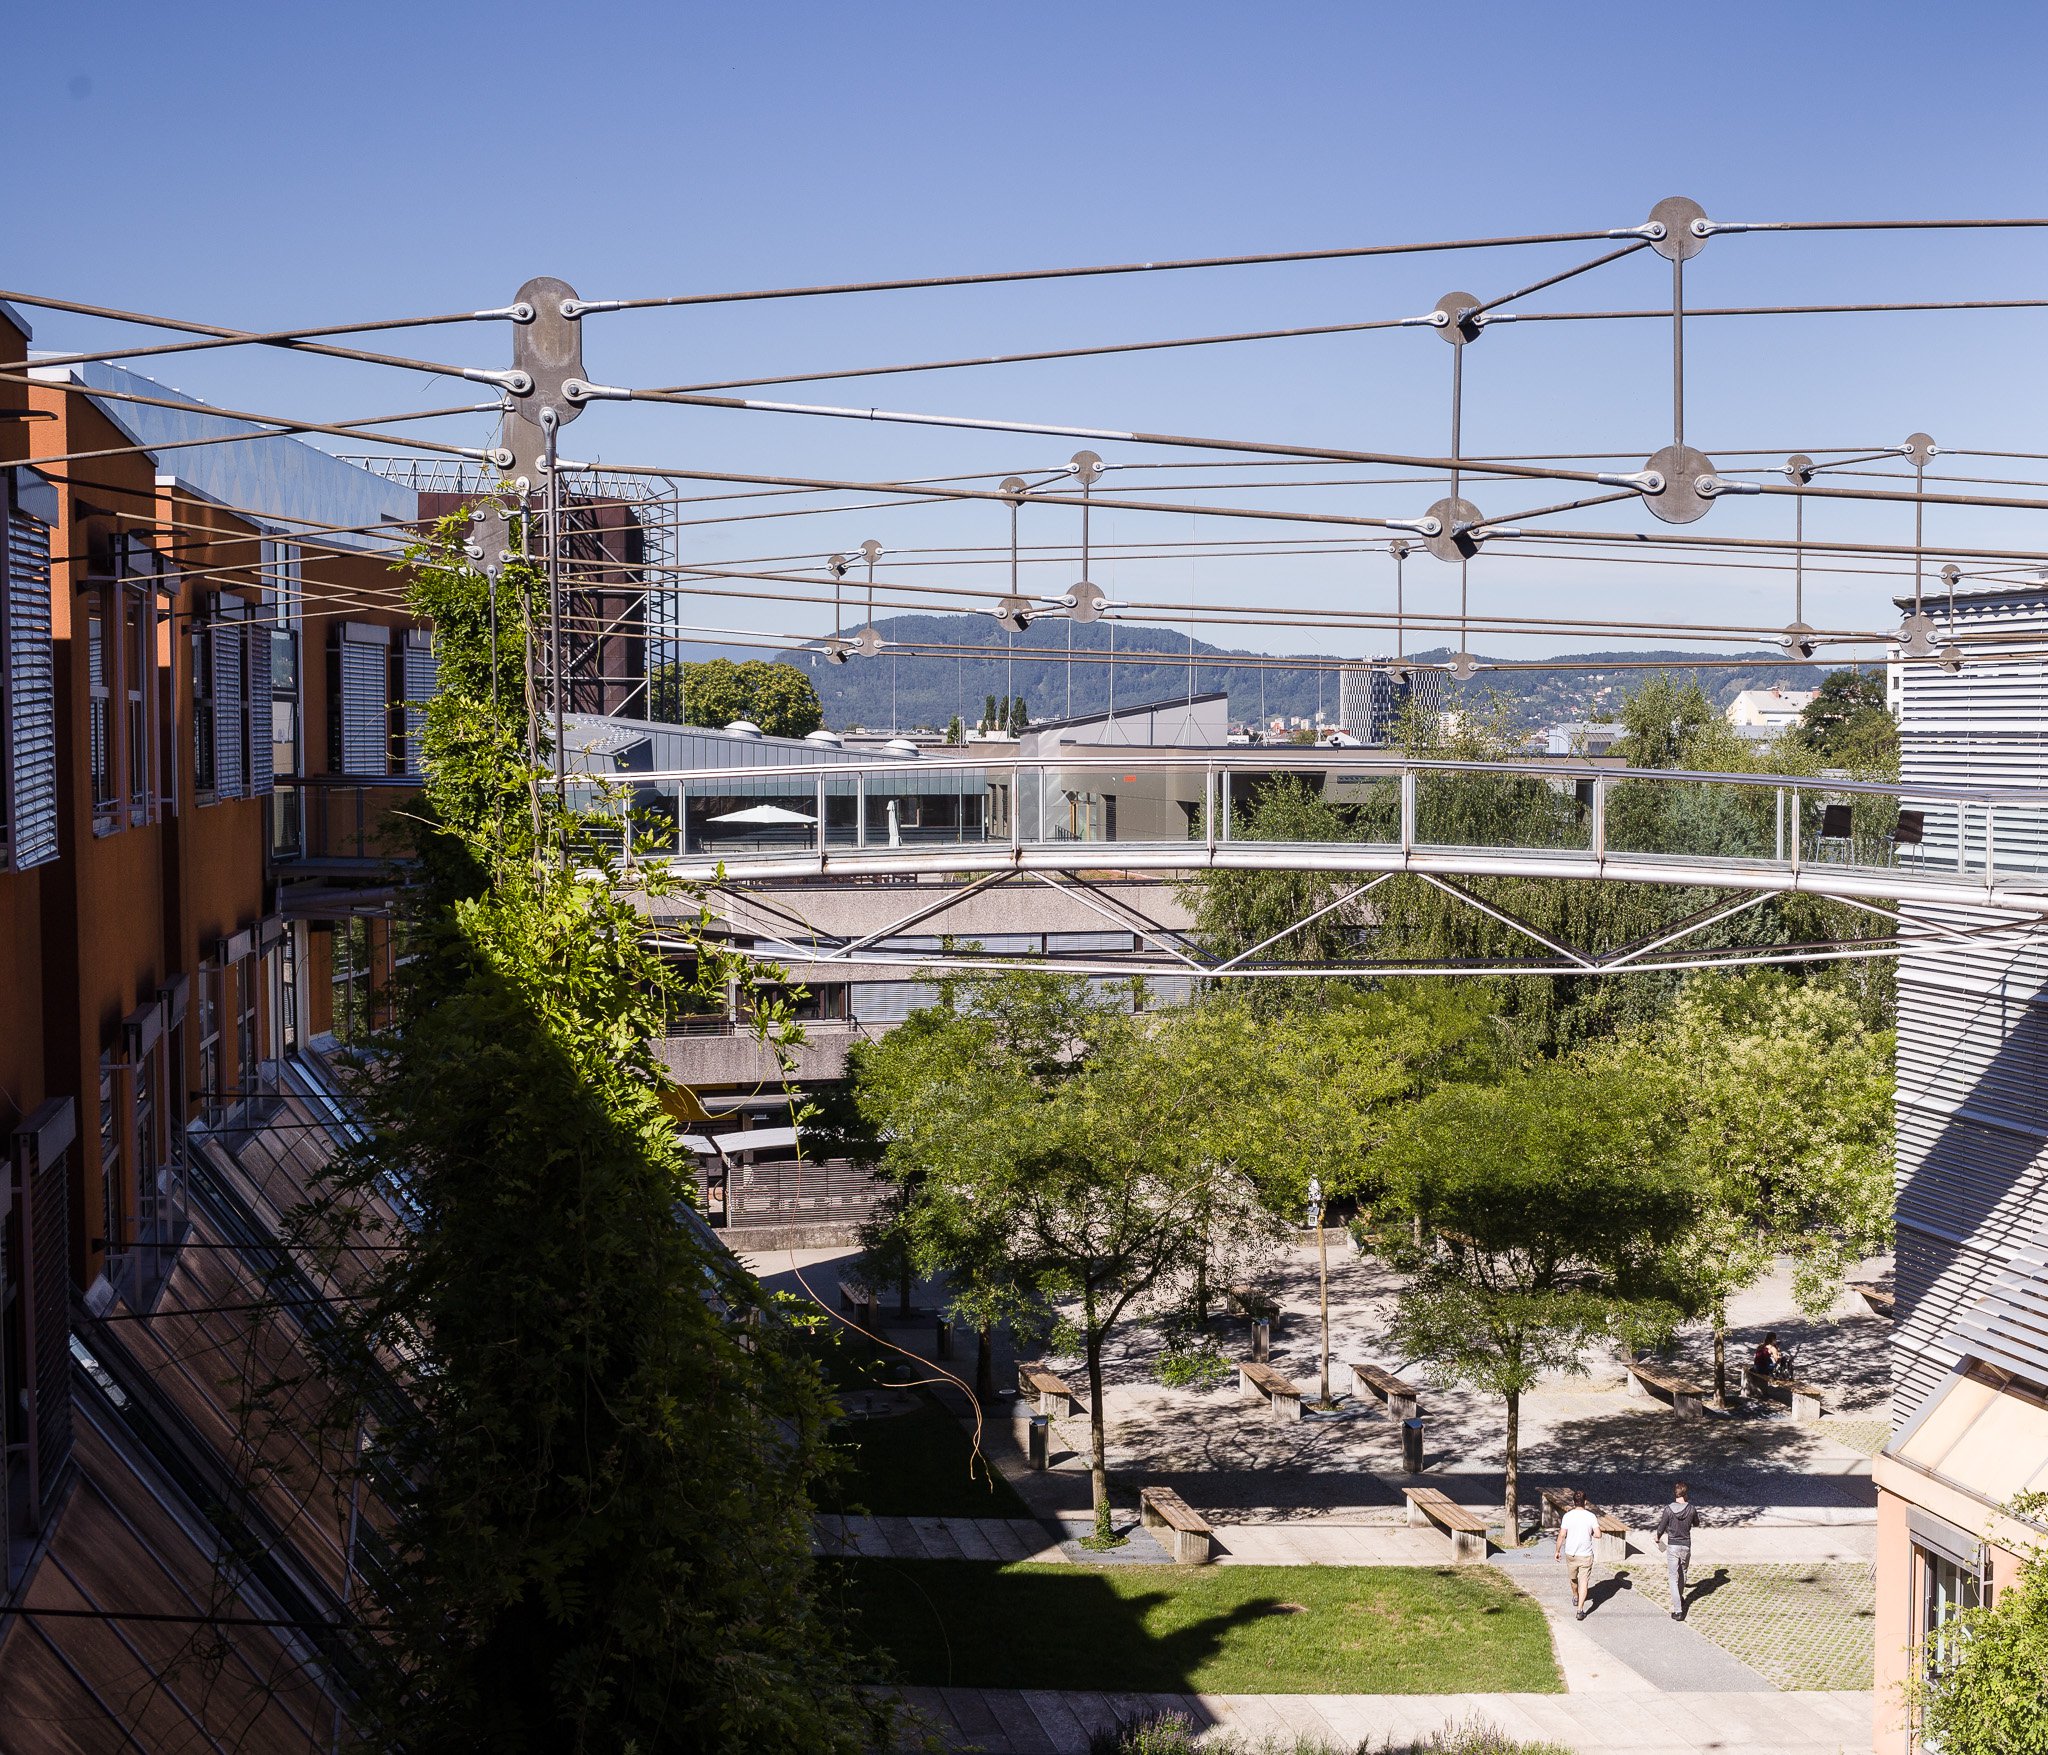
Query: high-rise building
[[1338, 659, 1449, 743]]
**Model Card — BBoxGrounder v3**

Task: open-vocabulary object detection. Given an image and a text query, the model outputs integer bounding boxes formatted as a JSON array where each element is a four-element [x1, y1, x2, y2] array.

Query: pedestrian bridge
[[601, 750, 2048, 921], [593, 751, 2048, 977]]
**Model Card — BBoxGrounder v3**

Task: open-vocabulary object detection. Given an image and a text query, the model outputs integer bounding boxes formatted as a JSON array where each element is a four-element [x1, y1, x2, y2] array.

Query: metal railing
[[270, 774, 424, 867], [591, 749, 2048, 914]]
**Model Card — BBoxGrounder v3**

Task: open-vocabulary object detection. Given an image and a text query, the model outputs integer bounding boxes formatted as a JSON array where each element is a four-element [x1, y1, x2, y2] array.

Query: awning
[[706, 804, 815, 826]]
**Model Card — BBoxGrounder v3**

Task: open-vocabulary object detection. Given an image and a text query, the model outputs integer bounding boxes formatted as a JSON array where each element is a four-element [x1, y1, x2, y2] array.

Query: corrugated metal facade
[[1894, 588, 2048, 1422], [7, 504, 59, 869]]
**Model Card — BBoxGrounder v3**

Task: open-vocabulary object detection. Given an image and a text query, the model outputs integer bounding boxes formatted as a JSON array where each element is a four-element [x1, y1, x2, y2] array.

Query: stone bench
[[1140, 1486, 1215, 1565], [1737, 1366, 1827, 1421], [1539, 1488, 1630, 1561], [1403, 1486, 1490, 1563], [1851, 1284, 1895, 1318], [1019, 1365, 1079, 1420], [1224, 1283, 1278, 1321], [1624, 1359, 1708, 1418], [1347, 1360, 1420, 1421], [1239, 1359, 1303, 1422]]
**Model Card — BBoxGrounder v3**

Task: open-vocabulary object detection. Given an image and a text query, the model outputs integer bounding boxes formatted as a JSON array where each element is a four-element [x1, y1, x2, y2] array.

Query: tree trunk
[[1084, 1290, 1114, 1540], [898, 1261, 912, 1319], [975, 1324, 995, 1403], [1503, 1388, 1521, 1543], [1317, 1219, 1333, 1407], [1194, 1253, 1210, 1326], [1711, 1298, 1728, 1409]]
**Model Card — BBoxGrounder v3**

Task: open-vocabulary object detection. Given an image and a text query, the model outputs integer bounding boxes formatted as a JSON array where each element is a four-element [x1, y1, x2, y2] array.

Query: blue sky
[[9, 1, 2048, 664]]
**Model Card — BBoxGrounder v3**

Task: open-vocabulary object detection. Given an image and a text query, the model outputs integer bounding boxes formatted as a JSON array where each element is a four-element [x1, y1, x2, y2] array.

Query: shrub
[[1158, 1337, 1234, 1391]]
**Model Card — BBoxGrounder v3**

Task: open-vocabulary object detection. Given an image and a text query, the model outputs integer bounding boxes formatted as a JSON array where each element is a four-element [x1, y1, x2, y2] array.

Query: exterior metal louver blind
[[338, 625, 390, 777], [8, 509, 58, 869], [212, 605, 244, 799], [244, 611, 274, 797], [1894, 586, 2048, 1425], [13, 1098, 77, 1522], [401, 631, 436, 776]]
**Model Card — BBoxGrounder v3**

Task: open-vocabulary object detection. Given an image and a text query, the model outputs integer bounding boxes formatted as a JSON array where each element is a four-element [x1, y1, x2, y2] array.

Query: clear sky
[[9, 1, 2048, 666]]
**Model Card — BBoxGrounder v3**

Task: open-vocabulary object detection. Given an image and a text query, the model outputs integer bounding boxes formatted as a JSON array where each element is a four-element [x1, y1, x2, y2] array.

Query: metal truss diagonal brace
[[1413, 873, 1597, 968], [1596, 891, 1780, 969], [816, 869, 1016, 961], [1209, 873, 1395, 972], [1028, 871, 1207, 970]]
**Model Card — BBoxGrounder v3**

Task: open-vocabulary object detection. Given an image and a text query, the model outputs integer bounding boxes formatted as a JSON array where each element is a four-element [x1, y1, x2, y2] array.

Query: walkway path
[[890, 1685, 1871, 1752]]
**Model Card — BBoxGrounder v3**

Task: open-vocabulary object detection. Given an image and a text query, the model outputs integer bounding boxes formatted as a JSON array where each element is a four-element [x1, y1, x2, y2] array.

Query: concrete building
[[1337, 660, 1451, 744], [1725, 685, 1817, 729], [1542, 720, 1627, 757]]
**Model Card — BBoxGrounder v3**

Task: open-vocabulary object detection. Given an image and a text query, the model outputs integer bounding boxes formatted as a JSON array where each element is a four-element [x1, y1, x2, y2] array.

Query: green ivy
[[304, 514, 880, 1753]]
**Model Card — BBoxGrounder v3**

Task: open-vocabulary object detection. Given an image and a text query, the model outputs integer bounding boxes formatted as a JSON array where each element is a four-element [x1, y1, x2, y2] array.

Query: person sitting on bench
[[1752, 1333, 1786, 1378]]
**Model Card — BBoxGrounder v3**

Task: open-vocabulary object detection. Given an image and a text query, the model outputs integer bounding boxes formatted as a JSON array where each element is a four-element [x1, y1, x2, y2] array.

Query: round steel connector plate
[[1642, 444, 1718, 524], [1433, 291, 1483, 345], [1645, 196, 1709, 261], [1422, 496, 1485, 561]]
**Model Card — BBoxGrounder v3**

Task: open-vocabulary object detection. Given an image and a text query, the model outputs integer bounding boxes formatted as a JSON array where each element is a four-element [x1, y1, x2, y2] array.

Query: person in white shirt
[[1554, 1489, 1601, 1620]]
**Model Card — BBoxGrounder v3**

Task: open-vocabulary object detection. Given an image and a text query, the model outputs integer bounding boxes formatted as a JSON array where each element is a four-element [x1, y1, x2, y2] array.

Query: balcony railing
[[270, 775, 424, 869]]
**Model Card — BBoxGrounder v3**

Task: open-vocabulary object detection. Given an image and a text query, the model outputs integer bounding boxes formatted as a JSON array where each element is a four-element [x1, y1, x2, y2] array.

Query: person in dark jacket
[[1653, 1481, 1698, 1619]]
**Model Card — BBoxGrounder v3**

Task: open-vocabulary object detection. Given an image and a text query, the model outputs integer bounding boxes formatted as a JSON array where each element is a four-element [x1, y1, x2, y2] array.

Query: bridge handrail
[[592, 748, 2048, 806]]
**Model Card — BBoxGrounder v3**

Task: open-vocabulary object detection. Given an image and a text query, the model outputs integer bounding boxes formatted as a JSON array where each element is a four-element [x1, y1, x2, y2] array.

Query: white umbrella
[[706, 804, 816, 826]]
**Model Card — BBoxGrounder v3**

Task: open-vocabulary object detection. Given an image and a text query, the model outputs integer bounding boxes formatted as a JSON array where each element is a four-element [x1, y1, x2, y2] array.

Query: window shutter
[[7, 503, 59, 869], [13, 1098, 78, 1523], [401, 629, 436, 776], [244, 610, 274, 797], [212, 603, 244, 799], [338, 623, 390, 776]]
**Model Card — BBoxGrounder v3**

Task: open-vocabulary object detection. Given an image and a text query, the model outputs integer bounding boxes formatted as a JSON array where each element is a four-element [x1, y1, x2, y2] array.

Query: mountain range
[[760, 612, 1834, 734]]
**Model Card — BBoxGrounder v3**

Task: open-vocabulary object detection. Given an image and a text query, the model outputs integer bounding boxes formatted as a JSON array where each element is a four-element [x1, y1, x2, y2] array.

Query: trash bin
[[1251, 1318, 1272, 1363], [1402, 1417, 1424, 1475], [935, 1318, 954, 1358], [1028, 1414, 1051, 1471]]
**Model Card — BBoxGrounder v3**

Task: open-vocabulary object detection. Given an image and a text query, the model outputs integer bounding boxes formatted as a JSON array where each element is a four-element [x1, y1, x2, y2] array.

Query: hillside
[[765, 613, 1833, 734]]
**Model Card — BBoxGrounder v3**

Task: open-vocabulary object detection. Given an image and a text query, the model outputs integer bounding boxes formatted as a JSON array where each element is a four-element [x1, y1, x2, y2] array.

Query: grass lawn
[[828, 1560, 1562, 1694], [819, 1396, 1028, 1519]]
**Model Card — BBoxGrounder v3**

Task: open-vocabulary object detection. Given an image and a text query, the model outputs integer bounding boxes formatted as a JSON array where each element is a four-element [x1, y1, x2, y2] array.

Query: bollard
[[1028, 1414, 1050, 1471], [1251, 1318, 1271, 1363], [935, 1318, 954, 1358], [1402, 1417, 1424, 1475]]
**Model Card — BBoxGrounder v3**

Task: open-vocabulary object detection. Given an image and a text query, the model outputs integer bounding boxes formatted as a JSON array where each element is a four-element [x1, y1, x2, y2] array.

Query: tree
[[1793, 667, 1897, 773], [945, 713, 965, 745], [1600, 971, 1894, 1403], [304, 516, 878, 1752], [982, 694, 999, 734], [1377, 1055, 1690, 1536], [850, 971, 1268, 1542], [648, 657, 824, 738], [1909, 1494, 2048, 1753]]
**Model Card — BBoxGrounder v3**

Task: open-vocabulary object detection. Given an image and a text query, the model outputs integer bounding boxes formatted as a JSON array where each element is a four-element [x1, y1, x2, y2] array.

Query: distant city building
[[1724, 686, 1816, 729], [1339, 660, 1450, 744], [1543, 721, 1627, 757]]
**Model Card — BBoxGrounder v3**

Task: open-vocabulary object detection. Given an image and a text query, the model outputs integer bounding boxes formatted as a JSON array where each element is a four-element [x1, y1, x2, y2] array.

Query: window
[[196, 968, 221, 1119], [3, 469, 59, 870], [332, 920, 374, 1044], [400, 629, 436, 775], [123, 587, 148, 823], [243, 610, 273, 797], [87, 595, 113, 816], [212, 602, 245, 800], [235, 956, 259, 1096], [334, 623, 393, 776], [191, 620, 217, 794], [97, 1067, 122, 1262], [1923, 1548, 1983, 1680]]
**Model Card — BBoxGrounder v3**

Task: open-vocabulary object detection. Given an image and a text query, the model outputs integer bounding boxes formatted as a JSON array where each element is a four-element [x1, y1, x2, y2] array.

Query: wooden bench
[[1019, 1365, 1079, 1419], [1347, 1360, 1420, 1421], [1624, 1359, 1708, 1418], [1403, 1486, 1490, 1563], [837, 1278, 877, 1328], [1539, 1488, 1631, 1562], [1737, 1366, 1828, 1421], [1239, 1359, 1304, 1422], [1851, 1284, 1895, 1318], [1140, 1486, 1215, 1565], [1225, 1283, 1278, 1321]]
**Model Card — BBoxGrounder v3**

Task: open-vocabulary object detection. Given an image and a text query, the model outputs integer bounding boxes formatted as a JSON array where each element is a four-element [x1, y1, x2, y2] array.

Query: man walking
[[1653, 1480, 1697, 1620], [1554, 1489, 1600, 1620]]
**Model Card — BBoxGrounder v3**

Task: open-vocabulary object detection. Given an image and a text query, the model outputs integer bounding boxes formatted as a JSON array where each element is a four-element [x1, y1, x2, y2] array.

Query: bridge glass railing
[[1412, 766, 1590, 854]]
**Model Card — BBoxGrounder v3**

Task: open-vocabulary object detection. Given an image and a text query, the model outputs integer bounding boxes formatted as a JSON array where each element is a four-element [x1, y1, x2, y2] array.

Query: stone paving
[[1618, 1561, 1879, 1692], [889, 1685, 1873, 1752]]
